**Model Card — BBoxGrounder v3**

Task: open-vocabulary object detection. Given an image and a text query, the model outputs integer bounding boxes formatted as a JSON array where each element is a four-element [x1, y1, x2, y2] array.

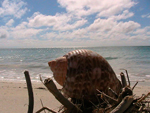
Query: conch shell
[[48, 49, 122, 102]]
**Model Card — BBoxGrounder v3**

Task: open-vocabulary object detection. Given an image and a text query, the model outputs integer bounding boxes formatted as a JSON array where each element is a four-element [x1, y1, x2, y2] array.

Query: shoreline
[[0, 80, 150, 113]]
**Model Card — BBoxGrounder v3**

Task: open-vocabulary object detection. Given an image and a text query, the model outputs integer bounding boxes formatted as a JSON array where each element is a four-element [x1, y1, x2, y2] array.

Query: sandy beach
[[0, 80, 150, 113], [0, 81, 62, 113]]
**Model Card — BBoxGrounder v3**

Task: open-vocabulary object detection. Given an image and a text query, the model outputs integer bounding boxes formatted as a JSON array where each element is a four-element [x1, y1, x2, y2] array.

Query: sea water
[[0, 46, 150, 82]]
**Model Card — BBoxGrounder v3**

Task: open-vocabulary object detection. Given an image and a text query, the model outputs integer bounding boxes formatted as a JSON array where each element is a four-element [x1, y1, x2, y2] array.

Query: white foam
[[145, 75, 150, 78]]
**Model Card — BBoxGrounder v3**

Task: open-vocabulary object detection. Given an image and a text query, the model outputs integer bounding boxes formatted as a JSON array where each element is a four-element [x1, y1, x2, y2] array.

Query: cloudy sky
[[0, 0, 150, 48]]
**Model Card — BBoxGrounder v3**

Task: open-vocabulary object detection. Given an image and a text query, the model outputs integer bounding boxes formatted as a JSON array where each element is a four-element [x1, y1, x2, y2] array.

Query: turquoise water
[[0, 46, 150, 82]]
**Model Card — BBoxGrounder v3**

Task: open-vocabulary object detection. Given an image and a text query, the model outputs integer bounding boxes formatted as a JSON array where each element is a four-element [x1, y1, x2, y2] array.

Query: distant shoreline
[[0, 45, 150, 49]]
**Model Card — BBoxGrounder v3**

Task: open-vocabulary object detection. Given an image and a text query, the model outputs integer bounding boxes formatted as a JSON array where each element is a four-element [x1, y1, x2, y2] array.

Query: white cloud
[[42, 28, 88, 41], [41, 19, 141, 42], [88, 18, 116, 32], [41, 32, 57, 40], [142, 13, 150, 18], [109, 10, 134, 21], [11, 28, 43, 39], [111, 21, 141, 33], [28, 12, 87, 31], [88, 18, 140, 34], [71, 29, 87, 38], [15, 22, 28, 29], [53, 19, 87, 31], [0, 28, 9, 38], [130, 35, 150, 41], [97, 0, 135, 17], [28, 12, 60, 27], [0, 0, 150, 48], [147, 32, 150, 35], [134, 29, 146, 34], [0, 0, 28, 18], [6, 19, 14, 26], [132, 27, 150, 41], [58, 0, 136, 18]]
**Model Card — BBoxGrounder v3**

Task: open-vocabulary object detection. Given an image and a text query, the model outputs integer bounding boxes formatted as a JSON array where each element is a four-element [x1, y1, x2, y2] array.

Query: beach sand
[[0, 80, 150, 113], [0, 81, 62, 113]]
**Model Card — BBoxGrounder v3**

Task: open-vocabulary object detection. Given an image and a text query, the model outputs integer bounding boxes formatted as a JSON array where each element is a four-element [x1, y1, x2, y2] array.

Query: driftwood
[[110, 96, 133, 113], [24, 70, 150, 113], [24, 71, 34, 113], [44, 78, 82, 113], [120, 72, 127, 87], [120, 69, 130, 86]]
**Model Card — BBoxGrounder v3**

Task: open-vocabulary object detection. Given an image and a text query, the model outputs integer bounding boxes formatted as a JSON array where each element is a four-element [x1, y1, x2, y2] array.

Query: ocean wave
[[116, 72, 150, 82], [105, 57, 119, 60], [0, 69, 53, 82], [0, 64, 49, 70], [145, 75, 150, 78]]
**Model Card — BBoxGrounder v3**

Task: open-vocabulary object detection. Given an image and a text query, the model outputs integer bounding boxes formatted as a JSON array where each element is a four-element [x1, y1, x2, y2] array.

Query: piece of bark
[[44, 78, 82, 113], [110, 96, 133, 113], [24, 71, 34, 113]]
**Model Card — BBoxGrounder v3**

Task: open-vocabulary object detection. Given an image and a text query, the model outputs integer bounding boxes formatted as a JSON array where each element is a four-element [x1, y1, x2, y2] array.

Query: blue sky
[[0, 0, 150, 48]]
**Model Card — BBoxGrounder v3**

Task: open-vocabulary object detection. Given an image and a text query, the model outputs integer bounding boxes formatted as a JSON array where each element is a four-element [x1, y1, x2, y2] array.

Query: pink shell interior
[[48, 57, 67, 86]]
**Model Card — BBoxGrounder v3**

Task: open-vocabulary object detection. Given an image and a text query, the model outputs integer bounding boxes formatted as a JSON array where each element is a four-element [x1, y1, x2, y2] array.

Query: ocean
[[0, 46, 150, 83]]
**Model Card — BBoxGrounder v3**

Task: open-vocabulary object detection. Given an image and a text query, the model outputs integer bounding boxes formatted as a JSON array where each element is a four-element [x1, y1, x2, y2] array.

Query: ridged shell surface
[[48, 49, 122, 102]]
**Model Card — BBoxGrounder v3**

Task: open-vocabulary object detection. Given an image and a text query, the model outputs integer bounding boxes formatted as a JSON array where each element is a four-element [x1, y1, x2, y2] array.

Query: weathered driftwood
[[110, 96, 133, 113], [24, 71, 34, 113], [120, 69, 130, 86], [44, 78, 82, 113], [24, 69, 150, 113], [120, 72, 127, 87]]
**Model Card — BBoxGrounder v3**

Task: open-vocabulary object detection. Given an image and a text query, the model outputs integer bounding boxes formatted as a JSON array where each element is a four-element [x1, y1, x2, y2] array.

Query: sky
[[0, 0, 150, 48]]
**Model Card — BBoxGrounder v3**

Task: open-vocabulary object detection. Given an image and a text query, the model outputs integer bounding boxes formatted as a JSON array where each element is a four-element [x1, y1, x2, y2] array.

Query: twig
[[24, 71, 34, 113], [39, 74, 44, 84], [89, 100, 99, 109], [108, 87, 118, 98], [96, 89, 118, 103], [138, 106, 144, 112], [137, 92, 150, 103], [125, 70, 130, 86], [36, 107, 57, 113], [132, 81, 138, 90], [40, 99, 46, 113]]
